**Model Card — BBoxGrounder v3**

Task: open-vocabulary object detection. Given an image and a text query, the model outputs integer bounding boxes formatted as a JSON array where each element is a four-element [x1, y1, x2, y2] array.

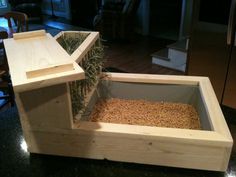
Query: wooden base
[[15, 73, 233, 171]]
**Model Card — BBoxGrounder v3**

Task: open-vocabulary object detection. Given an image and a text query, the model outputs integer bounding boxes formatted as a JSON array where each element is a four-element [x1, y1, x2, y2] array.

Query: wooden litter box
[[3, 30, 233, 172]]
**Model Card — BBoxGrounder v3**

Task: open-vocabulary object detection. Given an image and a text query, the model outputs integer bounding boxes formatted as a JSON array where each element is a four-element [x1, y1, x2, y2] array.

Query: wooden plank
[[102, 72, 203, 85], [76, 121, 232, 147], [66, 82, 74, 124], [17, 83, 73, 130], [13, 62, 84, 92], [26, 62, 74, 79], [25, 128, 230, 171], [4, 32, 85, 92], [74, 80, 99, 120], [54, 31, 64, 40], [199, 78, 233, 140], [13, 30, 46, 40], [71, 32, 99, 63], [20, 109, 232, 147], [55, 31, 98, 63]]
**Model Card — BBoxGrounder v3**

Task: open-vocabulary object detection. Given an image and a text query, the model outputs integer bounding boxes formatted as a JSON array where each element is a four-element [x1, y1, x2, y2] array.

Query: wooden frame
[[3, 30, 232, 171], [15, 73, 232, 172], [54, 31, 99, 63]]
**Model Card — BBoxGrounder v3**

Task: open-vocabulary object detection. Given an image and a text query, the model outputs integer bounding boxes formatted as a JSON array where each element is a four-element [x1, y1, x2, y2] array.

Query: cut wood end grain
[[89, 98, 201, 130]]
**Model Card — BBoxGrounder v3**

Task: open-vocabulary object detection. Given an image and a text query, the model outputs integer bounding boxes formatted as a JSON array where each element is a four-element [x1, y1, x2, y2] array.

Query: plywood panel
[[18, 83, 73, 130], [26, 128, 230, 171]]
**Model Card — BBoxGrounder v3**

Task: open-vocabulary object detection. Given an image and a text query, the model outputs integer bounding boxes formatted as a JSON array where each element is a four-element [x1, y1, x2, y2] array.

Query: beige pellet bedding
[[89, 98, 201, 129]]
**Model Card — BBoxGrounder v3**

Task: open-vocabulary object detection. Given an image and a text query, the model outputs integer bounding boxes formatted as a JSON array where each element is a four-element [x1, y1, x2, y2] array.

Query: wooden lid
[[3, 30, 85, 92]]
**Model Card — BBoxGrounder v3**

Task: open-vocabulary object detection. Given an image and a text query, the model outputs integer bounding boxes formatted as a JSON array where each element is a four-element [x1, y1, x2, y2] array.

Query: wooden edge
[[26, 62, 74, 79], [72, 32, 99, 63], [74, 80, 99, 120], [78, 32, 99, 52], [101, 72, 204, 85], [100, 73, 232, 141], [75, 121, 233, 147], [61, 31, 93, 34], [199, 78, 233, 141], [221, 147, 233, 171], [21, 119, 232, 147], [13, 30, 46, 40], [54, 31, 64, 40], [54, 31, 94, 40], [66, 82, 74, 129], [14, 63, 85, 92], [14, 93, 30, 132]]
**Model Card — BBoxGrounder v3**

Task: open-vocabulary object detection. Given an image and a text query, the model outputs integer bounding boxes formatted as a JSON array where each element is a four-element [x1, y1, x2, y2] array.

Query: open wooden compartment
[[71, 73, 233, 171], [15, 73, 233, 172], [4, 30, 233, 172], [80, 75, 210, 130]]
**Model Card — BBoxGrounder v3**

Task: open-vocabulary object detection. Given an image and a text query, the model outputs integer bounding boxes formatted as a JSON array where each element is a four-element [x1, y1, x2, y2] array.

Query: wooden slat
[[102, 72, 202, 85], [71, 32, 99, 63], [26, 62, 74, 79], [13, 30, 46, 40], [199, 78, 233, 140], [26, 128, 230, 171], [53, 31, 64, 40]]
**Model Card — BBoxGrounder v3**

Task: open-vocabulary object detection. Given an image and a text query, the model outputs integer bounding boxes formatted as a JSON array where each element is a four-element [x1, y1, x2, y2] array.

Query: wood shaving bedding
[[89, 98, 201, 129]]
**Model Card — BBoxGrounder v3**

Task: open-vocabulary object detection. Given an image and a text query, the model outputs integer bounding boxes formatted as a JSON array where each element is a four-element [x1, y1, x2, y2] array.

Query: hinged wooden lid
[[4, 30, 85, 92]]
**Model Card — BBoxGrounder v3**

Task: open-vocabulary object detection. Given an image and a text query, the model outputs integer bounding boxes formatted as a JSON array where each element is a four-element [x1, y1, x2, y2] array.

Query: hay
[[57, 32, 104, 117], [57, 32, 89, 55]]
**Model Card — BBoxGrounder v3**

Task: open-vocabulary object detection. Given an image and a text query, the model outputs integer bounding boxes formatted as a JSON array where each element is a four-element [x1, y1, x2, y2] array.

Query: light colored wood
[[199, 78, 232, 140], [16, 83, 73, 131], [3, 30, 85, 92], [8, 31, 232, 171], [26, 62, 74, 79], [54, 31, 99, 64], [13, 30, 46, 40], [74, 80, 99, 120], [17, 73, 232, 171], [103, 72, 203, 85], [101, 73, 232, 137], [71, 32, 99, 63], [54, 31, 93, 40], [25, 128, 230, 171], [53, 31, 64, 40], [13, 61, 84, 92], [24, 121, 228, 147]]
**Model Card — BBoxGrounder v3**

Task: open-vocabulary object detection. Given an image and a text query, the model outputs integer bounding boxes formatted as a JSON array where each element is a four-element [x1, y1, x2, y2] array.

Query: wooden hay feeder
[[3, 30, 233, 172]]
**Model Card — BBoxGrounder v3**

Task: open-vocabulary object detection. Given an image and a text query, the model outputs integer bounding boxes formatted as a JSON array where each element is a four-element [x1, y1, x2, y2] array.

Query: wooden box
[[3, 30, 233, 172]]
